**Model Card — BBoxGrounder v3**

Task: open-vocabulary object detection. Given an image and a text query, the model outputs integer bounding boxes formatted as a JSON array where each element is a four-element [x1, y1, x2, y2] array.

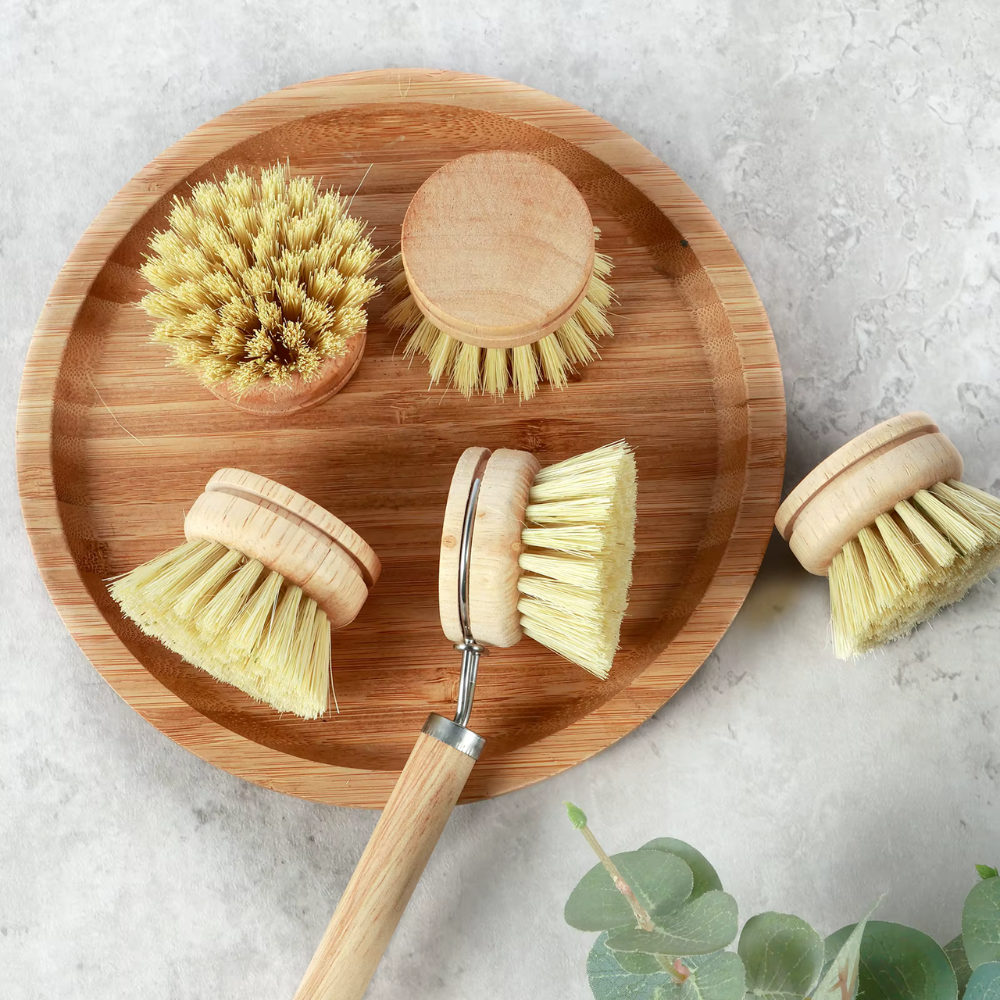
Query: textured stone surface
[[3, 1, 1000, 997]]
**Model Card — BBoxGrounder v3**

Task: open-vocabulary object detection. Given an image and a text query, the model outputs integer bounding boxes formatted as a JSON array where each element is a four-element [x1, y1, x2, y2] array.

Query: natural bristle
[[141, 163, 380, 395], [109, 539, 332, 718], [384, 237, 614, 400], [828, 479, 1000, 658], [515, 441, 637, 678]]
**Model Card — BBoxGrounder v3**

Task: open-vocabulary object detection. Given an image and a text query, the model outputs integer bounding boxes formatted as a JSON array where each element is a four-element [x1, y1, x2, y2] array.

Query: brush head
[[140, 163, 380, 413], [386, 151, 614, 399], [776, 413, 1000, 657], [439, 441, 637, 678], [109, 469, 380, 718]]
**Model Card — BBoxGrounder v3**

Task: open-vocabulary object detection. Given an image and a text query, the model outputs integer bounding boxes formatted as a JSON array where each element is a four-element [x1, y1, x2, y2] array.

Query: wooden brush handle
[[293, 714, 484, 1000]]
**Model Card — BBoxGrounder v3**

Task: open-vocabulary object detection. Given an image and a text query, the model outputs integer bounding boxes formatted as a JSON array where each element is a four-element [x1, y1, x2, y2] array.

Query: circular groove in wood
[[204, 468, 381, 588], [15, 69, 785, 806]]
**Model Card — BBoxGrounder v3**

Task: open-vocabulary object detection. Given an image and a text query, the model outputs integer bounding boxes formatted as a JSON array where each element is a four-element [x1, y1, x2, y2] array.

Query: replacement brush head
[[385, 151, 614, 400], [775, 412, 1000, 658], [109, 469, 380, 718], [140, 163, 381, 414], [439, 441, 637, 678]]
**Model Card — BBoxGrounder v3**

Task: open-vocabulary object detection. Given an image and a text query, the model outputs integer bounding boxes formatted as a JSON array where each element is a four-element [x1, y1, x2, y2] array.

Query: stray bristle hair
[[384, 232, 613, 400], [827, 479, 1000, 658], [516, 441, 637, 678], [109, 539, 333, 718], [140, 163, 380, 396]]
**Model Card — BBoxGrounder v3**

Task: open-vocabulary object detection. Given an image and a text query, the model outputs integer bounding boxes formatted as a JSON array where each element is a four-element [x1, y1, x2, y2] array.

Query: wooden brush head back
[[775, 412, 964, 575], [401, 150, 596, 349], [439, 446, 540, 648], [185, 468, 381, 626]]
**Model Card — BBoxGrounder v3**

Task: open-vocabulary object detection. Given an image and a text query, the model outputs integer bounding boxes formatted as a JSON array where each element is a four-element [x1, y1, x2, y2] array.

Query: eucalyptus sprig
[[563, 803, 999, 1000]]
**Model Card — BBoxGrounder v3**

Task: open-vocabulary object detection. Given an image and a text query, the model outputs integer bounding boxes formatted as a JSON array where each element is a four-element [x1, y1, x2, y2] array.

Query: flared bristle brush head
[[109, 469, 380, 718], [387, 150, 615, 401], [775, 412, 1000, 658], [140, 162, 381, 412], [439, 441, 637, 678]]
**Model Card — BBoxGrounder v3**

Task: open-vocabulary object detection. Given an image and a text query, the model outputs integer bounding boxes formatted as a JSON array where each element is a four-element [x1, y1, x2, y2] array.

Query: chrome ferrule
[[422, 713, 485, 760]]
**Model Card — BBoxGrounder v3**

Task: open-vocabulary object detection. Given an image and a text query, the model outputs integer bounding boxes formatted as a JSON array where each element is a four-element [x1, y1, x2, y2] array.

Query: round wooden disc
[[774, 412, 964, 576], [185, 488, 372, 628], [401, 150, 596, 349], [775, 411, 942, 539], [16, 69, 785, 807], [205, 468, 381, 589], [206, 332, 366, 416]]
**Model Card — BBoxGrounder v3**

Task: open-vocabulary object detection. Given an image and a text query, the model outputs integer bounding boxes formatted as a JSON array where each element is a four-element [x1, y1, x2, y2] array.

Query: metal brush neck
[[453, 475, 486, 729]]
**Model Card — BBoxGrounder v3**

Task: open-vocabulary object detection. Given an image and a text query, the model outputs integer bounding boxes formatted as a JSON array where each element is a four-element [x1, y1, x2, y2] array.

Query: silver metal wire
[[452, 475, 486, 728]]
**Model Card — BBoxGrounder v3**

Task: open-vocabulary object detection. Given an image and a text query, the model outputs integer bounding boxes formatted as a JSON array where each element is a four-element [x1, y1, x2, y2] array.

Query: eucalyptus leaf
[[814, 913, 871, 1000], [944, 934, 973, 995], [606, 890, 738, 957], [566, 851, 694, 932], [615, 952, 667, 975], [738, 911, 824, 999], [965, 962, 1000, 999], [823, 921, 956, 1000], [964, 877, 1000, 969], [641, 838, 724, 898], [587, 932, 677, 1000], [652, 951, 747, 1000]]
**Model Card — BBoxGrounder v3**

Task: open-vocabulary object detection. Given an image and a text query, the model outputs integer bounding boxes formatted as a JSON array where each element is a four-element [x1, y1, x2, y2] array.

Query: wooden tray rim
[[15, 68, 786, 807]]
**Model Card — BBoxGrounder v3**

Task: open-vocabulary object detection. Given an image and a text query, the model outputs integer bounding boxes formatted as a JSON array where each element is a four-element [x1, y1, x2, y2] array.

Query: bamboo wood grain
[[774, 412, 964, 575], [402, 151, 595, 348], [16, 69, 786, 806], [293, 724, 478, 1000]]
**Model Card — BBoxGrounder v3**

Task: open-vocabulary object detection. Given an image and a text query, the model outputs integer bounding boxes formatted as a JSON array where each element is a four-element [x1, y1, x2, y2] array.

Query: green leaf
[[965, 877, 1000, 969], [823, 921, 956, 1000], [587, 932, 676, 1000], [565, 802, 588, 830], [653, 951, 747, 1000], [587, 936, 745, 1000], [977, 866, 999, 881], [615, 952, 667, 975], [944, 934, 973, 995], [640, 838, 724, 897], [814, 913, 871, 1000], [566, 851, 694, 932], [965, 962, 1000, 999], [738, 911, 824, 999], [606, 890, 738, 957]]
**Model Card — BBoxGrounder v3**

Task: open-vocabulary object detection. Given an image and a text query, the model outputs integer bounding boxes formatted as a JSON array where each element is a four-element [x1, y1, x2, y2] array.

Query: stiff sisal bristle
[[515, 441, 637, 678], [141, 163, 380, 395], [109, 539, 333, 718], [827, 479, 1000, 658], [384, 234, 614, 400]]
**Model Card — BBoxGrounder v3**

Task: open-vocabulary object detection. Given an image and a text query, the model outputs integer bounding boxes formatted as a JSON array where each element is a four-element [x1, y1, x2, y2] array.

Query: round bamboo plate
[[16, 69, 785, 807]]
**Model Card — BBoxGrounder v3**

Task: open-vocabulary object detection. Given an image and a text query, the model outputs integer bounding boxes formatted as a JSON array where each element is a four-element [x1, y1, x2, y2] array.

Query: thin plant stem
[[567, 804, 686, 984]]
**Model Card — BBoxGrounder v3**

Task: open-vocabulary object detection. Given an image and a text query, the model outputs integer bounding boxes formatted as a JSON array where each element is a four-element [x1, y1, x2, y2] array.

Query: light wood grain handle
[[293, 714, 484, 1000]]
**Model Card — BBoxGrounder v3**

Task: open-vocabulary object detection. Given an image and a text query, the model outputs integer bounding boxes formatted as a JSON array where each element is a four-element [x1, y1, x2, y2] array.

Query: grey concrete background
[[3, 1, 999, 997]]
